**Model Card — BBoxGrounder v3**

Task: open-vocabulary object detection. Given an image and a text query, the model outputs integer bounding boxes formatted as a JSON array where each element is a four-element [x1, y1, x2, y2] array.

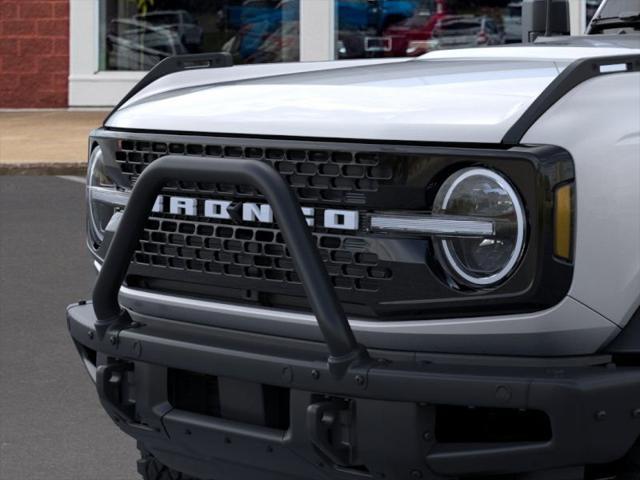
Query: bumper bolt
[[595, 410, 607, 421], [355, 375, 365, 386], [422, 432, 432, 442], [87, 331, 94, 340], [410, 470, 422, 478], [495, 385, 512, 403], [109, 335, 117, 345], [311, 369, 320, 380], [633, 408, 640, 419]]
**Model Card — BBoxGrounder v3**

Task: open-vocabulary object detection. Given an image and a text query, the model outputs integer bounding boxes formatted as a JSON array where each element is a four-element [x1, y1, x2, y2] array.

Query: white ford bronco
[[68, 1, 640, 479]]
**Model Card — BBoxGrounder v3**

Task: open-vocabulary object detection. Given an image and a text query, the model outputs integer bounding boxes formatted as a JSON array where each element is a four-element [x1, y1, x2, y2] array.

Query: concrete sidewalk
[[0, 110, 108, 174]]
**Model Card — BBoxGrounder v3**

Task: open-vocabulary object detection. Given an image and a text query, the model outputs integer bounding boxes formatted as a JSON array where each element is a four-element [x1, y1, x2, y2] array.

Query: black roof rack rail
[[103, 52, 233, 125], [502, 54, 640, 145]]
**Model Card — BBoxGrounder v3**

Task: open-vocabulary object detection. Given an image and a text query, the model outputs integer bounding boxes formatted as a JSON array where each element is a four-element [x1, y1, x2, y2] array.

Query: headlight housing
[[432, 168, 526, 288], [87, 146, 129, 248]]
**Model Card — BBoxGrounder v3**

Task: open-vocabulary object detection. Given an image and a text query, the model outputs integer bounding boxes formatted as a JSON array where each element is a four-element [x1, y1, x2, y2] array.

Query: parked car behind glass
[[408, 15, 504, 55], [133, 10, 204, 51], [502, 1, 523, 43], [383, 4, 446, 57], [106, 19, 187, 71]]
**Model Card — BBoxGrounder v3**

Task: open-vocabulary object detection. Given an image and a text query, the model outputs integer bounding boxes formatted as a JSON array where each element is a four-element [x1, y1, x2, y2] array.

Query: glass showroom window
[[99, 0, 300, 71], [335, 0, 603, 59], [335, 0, 519, 59]]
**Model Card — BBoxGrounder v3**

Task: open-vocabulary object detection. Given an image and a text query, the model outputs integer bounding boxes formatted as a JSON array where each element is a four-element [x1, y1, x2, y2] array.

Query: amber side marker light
[[554, 183, 574, 261]]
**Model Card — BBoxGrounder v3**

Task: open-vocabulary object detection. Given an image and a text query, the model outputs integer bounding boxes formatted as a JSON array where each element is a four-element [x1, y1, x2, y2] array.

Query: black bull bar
[[68, 155, 640, 478], [92, 155, 369, 378]]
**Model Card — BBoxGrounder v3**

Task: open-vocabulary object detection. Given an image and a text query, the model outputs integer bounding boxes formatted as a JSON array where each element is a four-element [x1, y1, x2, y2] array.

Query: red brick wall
[[0, 0, 69, 108]]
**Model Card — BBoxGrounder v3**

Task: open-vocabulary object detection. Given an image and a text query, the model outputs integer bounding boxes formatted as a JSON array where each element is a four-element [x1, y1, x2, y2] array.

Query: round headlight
[[432, 168, 526, 287], [87, 146, 129, 244]]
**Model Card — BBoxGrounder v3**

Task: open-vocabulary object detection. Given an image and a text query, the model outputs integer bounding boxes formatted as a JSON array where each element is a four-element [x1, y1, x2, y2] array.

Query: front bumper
[[69, 301, 640, 480], [72, 154, 640, 479]]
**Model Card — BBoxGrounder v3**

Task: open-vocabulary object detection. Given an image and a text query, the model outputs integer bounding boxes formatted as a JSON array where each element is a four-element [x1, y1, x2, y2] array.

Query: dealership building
[[0, 0, 595, 109]]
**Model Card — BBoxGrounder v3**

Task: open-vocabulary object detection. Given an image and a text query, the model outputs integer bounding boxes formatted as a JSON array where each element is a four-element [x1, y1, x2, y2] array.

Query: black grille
[[116, 139, 394, 204], [135, 217, 392, 292], [98, 132, 570, 320], [113, 138, 398, 311]]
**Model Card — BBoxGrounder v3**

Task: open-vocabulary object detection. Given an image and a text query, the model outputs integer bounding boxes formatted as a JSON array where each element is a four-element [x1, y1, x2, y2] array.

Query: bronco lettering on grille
[[152, 196, 360, 231]]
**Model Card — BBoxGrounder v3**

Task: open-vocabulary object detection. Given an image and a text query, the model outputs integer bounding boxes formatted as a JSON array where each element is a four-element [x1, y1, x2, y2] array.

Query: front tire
[[137, 446, 201, 480]]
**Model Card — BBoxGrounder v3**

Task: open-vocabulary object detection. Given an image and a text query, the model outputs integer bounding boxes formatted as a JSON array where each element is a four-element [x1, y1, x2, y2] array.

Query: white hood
[[106, 45, 638, 144]]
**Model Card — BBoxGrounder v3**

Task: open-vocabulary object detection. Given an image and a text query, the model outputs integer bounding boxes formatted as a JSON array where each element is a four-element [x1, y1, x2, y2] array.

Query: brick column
[[0, 0, 70, 108]]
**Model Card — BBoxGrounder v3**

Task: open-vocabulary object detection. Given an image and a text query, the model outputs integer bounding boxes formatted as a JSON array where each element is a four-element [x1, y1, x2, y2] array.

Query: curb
[[0, 163, 86, 176]]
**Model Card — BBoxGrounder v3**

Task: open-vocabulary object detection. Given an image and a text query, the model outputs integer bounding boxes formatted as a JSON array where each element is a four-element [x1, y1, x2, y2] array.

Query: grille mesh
[[116, 140, 394, 204], [135, 217, 392, 292]]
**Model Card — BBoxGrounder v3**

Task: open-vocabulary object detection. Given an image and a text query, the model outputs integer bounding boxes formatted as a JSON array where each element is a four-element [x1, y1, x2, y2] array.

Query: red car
[[383, 0, 447, 56]]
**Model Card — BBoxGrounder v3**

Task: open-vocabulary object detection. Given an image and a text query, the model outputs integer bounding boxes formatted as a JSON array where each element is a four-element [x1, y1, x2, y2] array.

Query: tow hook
[[97, 362, 136, 424], [307, 398, 356, 467]]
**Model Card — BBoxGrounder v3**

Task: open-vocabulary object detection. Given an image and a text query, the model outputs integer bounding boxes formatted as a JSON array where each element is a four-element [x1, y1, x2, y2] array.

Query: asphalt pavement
[[0, 176, 138, 480]]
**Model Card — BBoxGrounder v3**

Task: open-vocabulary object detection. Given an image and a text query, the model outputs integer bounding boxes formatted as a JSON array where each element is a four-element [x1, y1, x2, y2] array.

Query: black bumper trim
[[69, 302, 640, 478]]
